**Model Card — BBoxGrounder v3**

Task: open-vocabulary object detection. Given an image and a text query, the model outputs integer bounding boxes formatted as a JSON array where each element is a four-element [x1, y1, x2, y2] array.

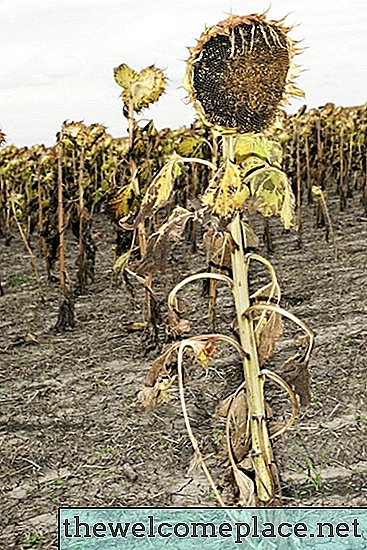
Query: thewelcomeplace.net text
[[62, 514, 362, 544]]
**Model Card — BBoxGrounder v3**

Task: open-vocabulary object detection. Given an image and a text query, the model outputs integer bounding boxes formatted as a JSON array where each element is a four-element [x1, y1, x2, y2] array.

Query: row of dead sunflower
[[0, 123, 129, 322], [0, 111, 214, 328], [276, 101, 367, 254]]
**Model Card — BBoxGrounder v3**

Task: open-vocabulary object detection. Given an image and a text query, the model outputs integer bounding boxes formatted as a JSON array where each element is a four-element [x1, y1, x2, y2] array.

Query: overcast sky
[[1, 0, 366, 146]]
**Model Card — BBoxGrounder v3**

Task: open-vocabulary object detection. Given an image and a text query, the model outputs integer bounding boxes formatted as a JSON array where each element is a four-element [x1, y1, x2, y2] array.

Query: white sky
[[1, 0, 366, 146]]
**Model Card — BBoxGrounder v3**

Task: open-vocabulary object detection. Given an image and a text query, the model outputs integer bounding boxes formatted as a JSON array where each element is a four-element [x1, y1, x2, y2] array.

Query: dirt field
[[1, 194, 366, 549]]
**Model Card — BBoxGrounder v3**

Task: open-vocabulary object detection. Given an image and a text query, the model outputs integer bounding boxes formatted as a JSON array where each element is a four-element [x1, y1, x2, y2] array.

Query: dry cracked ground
[[0, 194, 366, 548]]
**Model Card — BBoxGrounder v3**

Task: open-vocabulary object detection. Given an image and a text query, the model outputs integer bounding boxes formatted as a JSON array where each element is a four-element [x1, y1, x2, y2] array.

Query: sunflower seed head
[[185, 13, 303, 133]]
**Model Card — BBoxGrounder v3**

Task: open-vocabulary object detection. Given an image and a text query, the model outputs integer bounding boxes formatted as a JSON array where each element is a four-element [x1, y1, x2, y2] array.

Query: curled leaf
[[281, 355, 311, 406], [135, 160, 182, 225], [114, 63, 139, 89], [257, 312, 283, 365], [168, 309, 191, 338], [136, 207, 193, 275], [201, 160, 250, 217]]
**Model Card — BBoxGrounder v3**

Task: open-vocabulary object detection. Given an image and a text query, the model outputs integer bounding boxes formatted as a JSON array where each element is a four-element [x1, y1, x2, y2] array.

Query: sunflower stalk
[[55, 144, 75, 331], [219, 134, 274, 503], [229, 213, 275, 503], [10, 199, 45, 302], [77, 145, 87, 292]]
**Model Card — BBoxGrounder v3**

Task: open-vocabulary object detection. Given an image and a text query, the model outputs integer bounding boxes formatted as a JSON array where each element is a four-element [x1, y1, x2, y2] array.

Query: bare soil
[[0, 194, 366, 549]]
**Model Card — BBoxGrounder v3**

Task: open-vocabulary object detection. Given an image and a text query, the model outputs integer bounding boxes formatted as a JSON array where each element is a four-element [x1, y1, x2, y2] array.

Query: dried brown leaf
[[257, 312, 283, 365], [217, 391, 250, 462], [122, 321, 148, 332], [168, 309, 191, 337], [137, 386, 160, 409], [145, 343, 178, 387], [233, 466, 256, 507], [137, 379, 175, 410], [203, 229, 231, 273], [281, 356, 311, 406], [136, 207, 192, 276], [191, 339, 218, 369]]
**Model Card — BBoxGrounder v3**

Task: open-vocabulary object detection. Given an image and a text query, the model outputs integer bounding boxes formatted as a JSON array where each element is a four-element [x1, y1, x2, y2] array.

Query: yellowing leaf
[[113, 251, 131, 275], [177, 135, 207, 158], [236, 134, 284, 168], [246, 168, 295, 229], [108, 183, 135, 219], [135, 160, 181, 224], [280, 184, 294, 230], [114, 63, 139, 89], [202, 160, 250, 217]]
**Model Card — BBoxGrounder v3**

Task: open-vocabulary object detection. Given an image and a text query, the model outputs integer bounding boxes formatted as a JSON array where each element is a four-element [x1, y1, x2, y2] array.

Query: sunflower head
[[184, 13, 302, 133], [114, 63, 166, 114]]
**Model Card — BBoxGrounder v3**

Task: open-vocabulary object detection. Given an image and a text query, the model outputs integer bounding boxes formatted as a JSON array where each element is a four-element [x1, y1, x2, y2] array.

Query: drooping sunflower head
[[184, 13, 302, 133]]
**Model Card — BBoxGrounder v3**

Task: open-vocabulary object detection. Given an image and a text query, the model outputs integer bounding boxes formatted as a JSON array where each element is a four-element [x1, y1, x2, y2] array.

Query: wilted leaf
[[235, 134, 284, 168], [137, 386, 160, 409], [202, 228, 231, 273], [131, 65, 166, 112], [158, 206, 193, 242], [281, 356, 311, 406], [235, 133, 294, 229], [136, 207, 193, 275], [233, 466, 256, 506], [257, 312, 283, 365], [113, 251, 131, 276], [137, 384, 173, 409], [201, 160, 250, 217], [168, 309, 191, 338], [109, 183, 136, 219], [190, 339, 218, 369], [114, 64, 166, 113], [145, 343, 179, 388], [135, 160, 182, 224], [217, 391, 250, 462], [114, 63, 139, 89], [246, 167, 294, 229]]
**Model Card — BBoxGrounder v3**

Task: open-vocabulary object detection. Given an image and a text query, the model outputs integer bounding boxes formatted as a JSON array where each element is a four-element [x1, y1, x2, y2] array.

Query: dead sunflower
[[184, 13, 303, 133]]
